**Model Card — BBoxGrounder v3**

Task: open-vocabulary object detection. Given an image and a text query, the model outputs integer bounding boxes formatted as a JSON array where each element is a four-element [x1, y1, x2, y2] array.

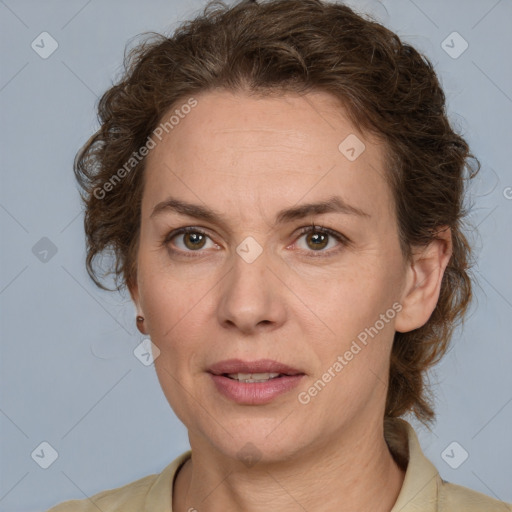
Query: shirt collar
[[144, 418, 440, 511], [144, 449, 191, 512], [387, 417, 440, 511]]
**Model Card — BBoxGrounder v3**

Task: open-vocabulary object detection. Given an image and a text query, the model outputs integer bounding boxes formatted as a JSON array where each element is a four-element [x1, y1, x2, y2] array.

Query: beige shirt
[[46, 419, 511, 511]]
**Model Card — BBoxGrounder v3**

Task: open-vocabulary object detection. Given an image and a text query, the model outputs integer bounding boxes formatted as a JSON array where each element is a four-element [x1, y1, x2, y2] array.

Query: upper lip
[[208, 358, 304, 376]]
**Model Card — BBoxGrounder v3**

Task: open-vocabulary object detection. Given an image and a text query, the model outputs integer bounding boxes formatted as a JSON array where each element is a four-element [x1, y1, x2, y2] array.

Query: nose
[[216, 246, 287, 335]]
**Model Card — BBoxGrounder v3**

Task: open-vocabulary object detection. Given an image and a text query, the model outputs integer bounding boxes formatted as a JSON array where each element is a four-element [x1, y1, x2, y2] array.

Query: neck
[[173, 419, 406, 512]]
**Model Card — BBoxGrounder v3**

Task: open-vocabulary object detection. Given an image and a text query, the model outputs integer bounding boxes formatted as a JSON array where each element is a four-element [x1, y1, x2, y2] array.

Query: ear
[[395, 226, 452, 333], [128, 277, 148, 335]]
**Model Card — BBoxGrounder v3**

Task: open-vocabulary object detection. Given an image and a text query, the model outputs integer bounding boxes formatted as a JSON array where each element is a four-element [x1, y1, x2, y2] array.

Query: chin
[[197, 417, 313, 466]]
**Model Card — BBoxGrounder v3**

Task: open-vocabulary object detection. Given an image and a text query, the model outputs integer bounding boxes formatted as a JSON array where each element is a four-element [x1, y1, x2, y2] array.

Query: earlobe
[[128, 278, 147, 334], [395, 227, 452, 333]]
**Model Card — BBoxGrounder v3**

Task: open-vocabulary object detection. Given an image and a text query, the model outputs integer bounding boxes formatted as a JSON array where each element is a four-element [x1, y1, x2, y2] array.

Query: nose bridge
[[228, 237, 272, 306], [217, 237, 285, 332]]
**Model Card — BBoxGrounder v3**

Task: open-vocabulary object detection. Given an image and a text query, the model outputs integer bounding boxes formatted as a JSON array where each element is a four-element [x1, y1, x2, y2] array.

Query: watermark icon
[[93, 97, 198, 200], [236, 236, 264, 263], [237, 442, 262, 468], [503, 186, 512, 200], [441, 441, 469, 469], [441, 31, 468, 59], [338, 134, 366, 161], [31, 32, 59, 59], [134, 338, 161, 366], [32, 237, 58, 263], [297, 301, 402, 405], [31, 441, 59, 469]]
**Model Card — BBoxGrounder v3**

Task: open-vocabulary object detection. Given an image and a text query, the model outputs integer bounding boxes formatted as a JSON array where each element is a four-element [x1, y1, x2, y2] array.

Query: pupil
[[309, 232, 327, 250], [185, 232, 205, 249]]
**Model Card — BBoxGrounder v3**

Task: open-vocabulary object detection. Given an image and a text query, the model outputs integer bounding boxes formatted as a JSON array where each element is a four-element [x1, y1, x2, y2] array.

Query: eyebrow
[[150, 195, 370, 226]]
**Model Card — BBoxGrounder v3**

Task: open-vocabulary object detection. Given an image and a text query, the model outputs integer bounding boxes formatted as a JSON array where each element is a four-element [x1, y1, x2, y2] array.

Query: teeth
[[227, 372, 281, 382]]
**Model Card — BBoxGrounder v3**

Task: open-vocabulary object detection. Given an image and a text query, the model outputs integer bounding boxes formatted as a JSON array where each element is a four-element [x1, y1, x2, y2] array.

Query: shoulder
[[386, 418, 511, 512], [45, 450, 192, 512], [45, 472, 159, 512], [439, 479, 512, 512]]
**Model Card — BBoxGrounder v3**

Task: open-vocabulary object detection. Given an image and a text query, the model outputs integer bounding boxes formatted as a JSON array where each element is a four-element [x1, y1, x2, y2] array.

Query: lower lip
[[209, 373, 305, 405]]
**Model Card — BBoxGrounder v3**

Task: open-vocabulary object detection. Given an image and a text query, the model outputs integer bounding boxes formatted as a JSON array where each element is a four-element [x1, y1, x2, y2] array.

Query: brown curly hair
[[74, 0, 479, 425]]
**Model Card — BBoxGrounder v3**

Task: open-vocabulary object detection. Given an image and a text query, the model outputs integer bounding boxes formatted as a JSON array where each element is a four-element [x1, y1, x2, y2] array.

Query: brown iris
[[305, 231, 329, 251], [183, 232, 207, 250]]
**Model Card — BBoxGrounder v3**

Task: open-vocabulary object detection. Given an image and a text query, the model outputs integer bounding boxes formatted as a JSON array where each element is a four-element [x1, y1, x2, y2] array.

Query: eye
[[163, 227, 218, 256], [162, 224, 349, 258], [293, 224, 348, 256]]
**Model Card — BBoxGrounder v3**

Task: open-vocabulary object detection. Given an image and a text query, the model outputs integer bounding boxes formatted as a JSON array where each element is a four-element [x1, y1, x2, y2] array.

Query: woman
[[47, 0, 511, 510]]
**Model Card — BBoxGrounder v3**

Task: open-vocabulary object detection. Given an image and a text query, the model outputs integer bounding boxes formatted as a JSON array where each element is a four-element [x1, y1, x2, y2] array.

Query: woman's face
[[131, 89, 411, 462]]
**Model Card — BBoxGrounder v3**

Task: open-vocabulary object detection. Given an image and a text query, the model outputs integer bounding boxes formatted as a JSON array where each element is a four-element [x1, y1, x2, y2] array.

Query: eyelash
[[161, 223, 349, 258]]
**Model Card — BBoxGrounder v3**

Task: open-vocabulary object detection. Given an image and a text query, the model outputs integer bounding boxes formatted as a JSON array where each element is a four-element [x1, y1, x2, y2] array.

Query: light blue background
[[1, 1, 511, 511]]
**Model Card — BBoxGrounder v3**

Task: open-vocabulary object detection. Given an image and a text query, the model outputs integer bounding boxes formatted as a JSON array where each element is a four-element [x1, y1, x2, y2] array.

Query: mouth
[[207, 359, 305, 405], [221, 372, 290, 383], [207, 358, 305, 379]]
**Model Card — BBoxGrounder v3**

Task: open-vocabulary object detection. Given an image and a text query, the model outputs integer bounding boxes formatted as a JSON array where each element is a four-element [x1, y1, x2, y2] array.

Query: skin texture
[[129, 90, 452, 512]]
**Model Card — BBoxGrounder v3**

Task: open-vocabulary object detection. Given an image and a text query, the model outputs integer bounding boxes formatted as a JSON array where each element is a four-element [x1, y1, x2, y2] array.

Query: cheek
[[137, 247, 212, 338], [296, 260, 402, 398], [139, 268, 209, 421], [137, 265, 218, 402], [289, 257, 399, 338]]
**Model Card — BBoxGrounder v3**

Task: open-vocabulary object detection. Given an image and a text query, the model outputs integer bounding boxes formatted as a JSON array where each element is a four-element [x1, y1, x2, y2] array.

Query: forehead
[[141, 89, 393, 227]]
